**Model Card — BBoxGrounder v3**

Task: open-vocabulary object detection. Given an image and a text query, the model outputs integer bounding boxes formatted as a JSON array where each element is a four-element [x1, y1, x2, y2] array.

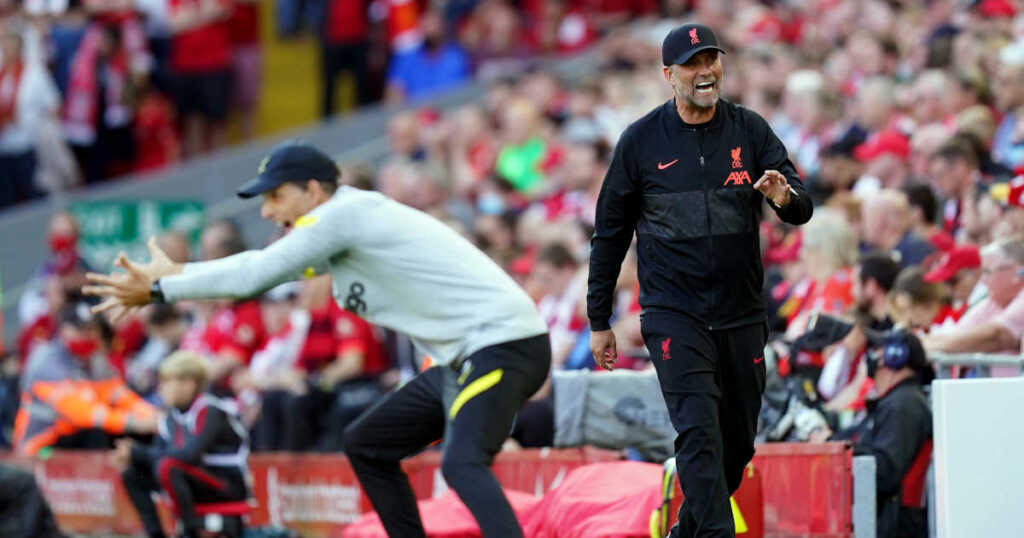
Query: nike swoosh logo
[[753, 356, 764, 364], [657, 159, 679, 170]]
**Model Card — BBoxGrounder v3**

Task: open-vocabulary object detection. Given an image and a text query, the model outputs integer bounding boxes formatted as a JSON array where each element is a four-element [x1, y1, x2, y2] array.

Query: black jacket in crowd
[[588, 98, 813, 331], [853, 378, 933, 538]]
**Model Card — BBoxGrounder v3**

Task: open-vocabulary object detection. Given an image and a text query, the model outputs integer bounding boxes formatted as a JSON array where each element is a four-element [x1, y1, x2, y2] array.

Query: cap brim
[[237, 175, 277, 199], [669, 45, 727, 66], [924, 265, 956, 283]]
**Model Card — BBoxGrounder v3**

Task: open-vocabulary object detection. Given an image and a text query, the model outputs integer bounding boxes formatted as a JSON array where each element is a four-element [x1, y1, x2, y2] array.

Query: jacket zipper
[[697, 132, 714, 331]]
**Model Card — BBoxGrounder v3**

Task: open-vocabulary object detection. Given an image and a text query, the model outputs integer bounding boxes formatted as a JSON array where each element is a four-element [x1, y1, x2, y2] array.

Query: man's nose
[[260, 203, 272, 220]]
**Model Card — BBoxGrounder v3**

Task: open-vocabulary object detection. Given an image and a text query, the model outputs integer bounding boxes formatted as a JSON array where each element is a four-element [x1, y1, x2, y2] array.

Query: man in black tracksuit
[[588, 24, 812, 538]]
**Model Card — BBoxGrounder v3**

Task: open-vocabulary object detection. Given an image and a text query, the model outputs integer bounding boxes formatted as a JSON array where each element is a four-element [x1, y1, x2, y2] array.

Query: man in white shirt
[[85, 141, 551, 538]]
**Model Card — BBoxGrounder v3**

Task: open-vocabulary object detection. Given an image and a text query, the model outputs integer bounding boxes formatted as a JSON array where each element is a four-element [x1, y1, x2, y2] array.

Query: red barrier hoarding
[[753, 442, 852, 538], [0, 443, 852, 537]]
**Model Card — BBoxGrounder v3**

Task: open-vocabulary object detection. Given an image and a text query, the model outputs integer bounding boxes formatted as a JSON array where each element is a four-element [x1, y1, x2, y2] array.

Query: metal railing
[[928, 352, 1024, 378]]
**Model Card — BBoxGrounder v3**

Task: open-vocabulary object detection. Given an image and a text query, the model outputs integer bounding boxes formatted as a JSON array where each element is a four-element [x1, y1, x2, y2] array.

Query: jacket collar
[[665, 97, 725, 131]]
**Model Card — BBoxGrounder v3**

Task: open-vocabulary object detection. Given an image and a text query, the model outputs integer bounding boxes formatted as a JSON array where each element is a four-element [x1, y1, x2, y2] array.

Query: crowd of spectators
[[0, 0, 660, 209], [5, 0, 1024, 458]]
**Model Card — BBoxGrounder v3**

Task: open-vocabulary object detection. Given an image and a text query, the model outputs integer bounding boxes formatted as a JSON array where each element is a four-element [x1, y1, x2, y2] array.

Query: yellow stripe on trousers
[[448, 369, 504, 420]]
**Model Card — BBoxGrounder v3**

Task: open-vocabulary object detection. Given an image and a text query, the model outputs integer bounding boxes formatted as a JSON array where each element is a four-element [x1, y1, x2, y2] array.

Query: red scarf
[[63, 20, 145, 145], [0, 61, 23, 129]]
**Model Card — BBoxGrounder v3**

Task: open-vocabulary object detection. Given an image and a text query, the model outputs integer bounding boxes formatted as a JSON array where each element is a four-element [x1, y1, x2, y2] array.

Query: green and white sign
[[69, 200, 205, 271]]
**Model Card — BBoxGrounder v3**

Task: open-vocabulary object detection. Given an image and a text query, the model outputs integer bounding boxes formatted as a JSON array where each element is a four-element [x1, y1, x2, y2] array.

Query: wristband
[[150, 280, 166, 304]]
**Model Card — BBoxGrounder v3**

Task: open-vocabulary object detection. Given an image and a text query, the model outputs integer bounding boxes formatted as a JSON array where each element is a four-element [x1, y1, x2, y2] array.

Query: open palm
[[82, 237, 183, 321]]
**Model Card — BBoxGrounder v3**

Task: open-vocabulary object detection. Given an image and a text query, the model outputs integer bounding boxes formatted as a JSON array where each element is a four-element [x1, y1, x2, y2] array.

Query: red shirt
[[229, 1, 261, 45], [17, 314, 55, 367], [170, 0, 233, 73], [326, 0, 369, 44], [109, 318, 147, 377], [133, 92, 179, 173], [203, 301, 267, 364], [297, 301, 387, 376]]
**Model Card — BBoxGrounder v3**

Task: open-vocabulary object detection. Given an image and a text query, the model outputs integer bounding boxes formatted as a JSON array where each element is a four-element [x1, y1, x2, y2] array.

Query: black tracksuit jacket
[[588, 98, 813, 331]]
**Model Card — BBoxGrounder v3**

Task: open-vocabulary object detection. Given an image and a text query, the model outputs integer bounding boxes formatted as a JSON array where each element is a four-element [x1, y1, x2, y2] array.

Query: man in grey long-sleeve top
[[84, 141, 551, 538]]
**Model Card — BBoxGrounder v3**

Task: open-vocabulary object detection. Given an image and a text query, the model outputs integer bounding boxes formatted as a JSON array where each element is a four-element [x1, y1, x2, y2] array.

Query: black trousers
[[122, 458, 247, 537], [642, 311, 766, 538], [320, 41, 370, 118], [343, 334, 550, 538]]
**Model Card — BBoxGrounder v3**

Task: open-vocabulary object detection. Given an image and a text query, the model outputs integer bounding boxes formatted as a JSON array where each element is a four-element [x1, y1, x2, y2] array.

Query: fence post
[[852, 455, 876, 538]]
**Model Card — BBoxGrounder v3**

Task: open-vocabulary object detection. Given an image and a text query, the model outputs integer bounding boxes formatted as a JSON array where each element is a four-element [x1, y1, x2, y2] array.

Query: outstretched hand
[[753, 169, 793, 207], [82, 237, 183, 322]]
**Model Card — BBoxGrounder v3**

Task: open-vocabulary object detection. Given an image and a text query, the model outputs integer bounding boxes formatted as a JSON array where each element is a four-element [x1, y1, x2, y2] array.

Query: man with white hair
[[925, 235, 1024, 358], [860, 189, 935, 267]]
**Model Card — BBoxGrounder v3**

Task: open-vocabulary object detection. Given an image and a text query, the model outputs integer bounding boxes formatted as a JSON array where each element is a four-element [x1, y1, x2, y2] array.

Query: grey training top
[[161, 187, 548, 365]]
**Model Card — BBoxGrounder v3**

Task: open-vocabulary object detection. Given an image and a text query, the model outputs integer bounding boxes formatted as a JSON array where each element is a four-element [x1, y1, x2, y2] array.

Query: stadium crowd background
[[3, 0, 1024, 457]]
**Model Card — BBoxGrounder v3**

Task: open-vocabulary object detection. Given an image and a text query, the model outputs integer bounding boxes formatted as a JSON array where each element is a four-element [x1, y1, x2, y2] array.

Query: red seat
[[193, 500, 254, 516]]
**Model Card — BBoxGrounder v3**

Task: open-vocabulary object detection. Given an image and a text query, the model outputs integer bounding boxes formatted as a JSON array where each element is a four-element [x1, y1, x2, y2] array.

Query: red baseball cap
[[854, 130, 910, 162], [976, 0, 1017, 18], [924, 245, 982, 283]]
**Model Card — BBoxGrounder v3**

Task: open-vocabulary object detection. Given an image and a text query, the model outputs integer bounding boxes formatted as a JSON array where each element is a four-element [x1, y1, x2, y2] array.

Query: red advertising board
[[0, 443, 853, 537]]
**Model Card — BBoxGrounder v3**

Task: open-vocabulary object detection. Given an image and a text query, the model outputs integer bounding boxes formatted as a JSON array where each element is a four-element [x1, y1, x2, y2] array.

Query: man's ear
[[662, 66, 673, 83]]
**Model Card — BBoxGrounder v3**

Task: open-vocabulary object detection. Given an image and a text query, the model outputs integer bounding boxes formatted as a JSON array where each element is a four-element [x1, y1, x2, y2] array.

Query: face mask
[[66, 337, 100, 360], [477, 192, 505, 215], [49, 233, 76, 254]]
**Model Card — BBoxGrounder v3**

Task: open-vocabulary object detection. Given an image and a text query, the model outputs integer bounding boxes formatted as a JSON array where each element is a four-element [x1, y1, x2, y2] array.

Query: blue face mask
[[477, 193, 505, 215]]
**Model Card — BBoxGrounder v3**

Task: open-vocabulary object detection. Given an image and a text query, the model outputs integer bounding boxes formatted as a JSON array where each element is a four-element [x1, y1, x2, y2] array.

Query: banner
[[70, 200, 205, 270]]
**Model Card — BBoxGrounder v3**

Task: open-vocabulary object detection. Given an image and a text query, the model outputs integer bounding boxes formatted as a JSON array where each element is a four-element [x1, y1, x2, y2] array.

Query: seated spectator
[[903, 181, 955, 252], [245, 283, 309, 450], [126, 304, 189, 399], [924, 234, 1024, 355], [860, 189, 934, 267], [179, 220, 266, 390], [530, 242, 586, 366], [924, 244, 984, 329], [495, 98, 562, 196], [888, 267, 948, 332], [928, 138, 983, 240], [18, 212, 92, 329], [289, 276, 387, 451], [117, 351, 249, 538], [13, 303, 158, 455], [992, 39, 1024, 171], [830, 330, 933, 538], [824, 265, 945, 414], [0, 24, 57, 208], [17, 276, 66, 366], [782, 209, 858, 353], [248, 277, 387, 452], [817, 252, 901, 401], [852, 129, 911, 197], [386, 10, 470, 102]]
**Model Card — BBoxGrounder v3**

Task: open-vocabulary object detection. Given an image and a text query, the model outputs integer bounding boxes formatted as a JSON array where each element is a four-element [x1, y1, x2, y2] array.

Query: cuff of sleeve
[[589, 319, 611, 332]]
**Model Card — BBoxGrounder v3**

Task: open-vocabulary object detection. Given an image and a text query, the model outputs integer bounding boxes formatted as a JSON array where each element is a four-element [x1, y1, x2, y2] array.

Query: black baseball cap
[[662, 23, 727, 66], [237, 141, 341, 199]]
